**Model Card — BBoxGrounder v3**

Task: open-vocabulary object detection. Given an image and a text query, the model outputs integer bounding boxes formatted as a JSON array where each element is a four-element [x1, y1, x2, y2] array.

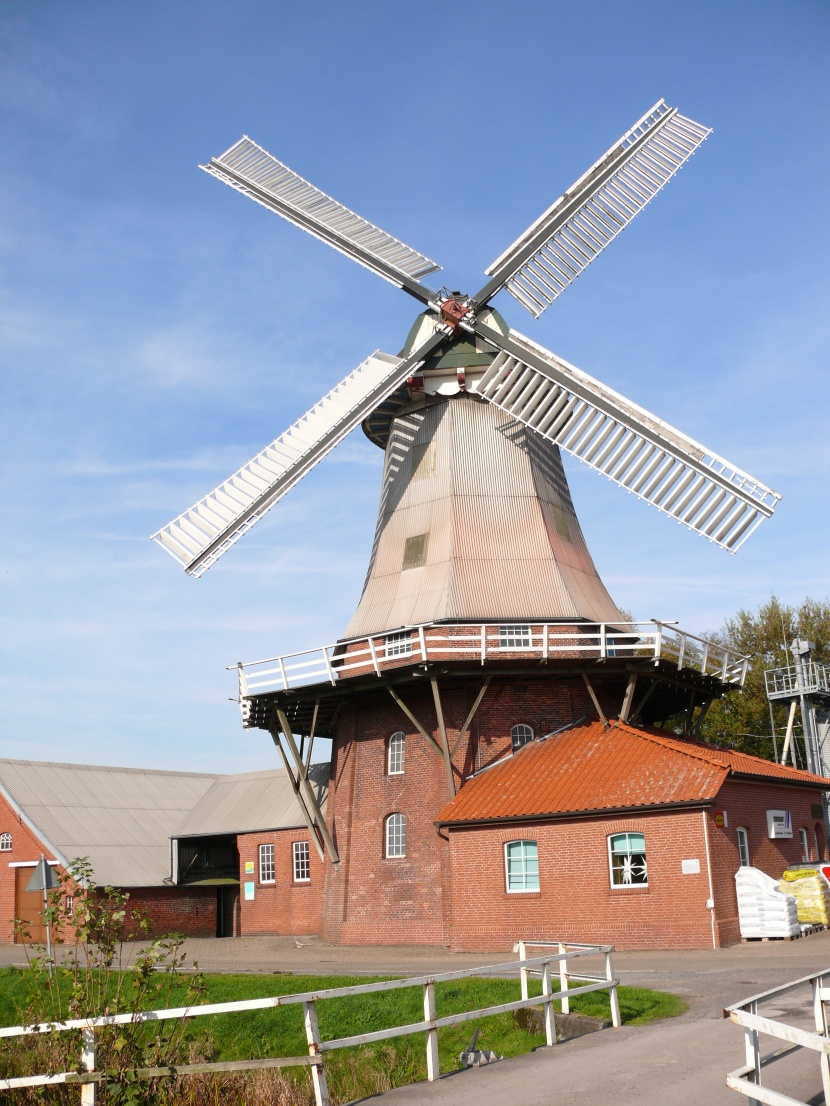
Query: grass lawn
[[0, 966, 686, 1102]]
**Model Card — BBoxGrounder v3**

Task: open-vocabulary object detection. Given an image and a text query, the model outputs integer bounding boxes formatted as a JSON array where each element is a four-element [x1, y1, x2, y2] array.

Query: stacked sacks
[[779, 868, 830, 926], [735, 867, 800, 939]]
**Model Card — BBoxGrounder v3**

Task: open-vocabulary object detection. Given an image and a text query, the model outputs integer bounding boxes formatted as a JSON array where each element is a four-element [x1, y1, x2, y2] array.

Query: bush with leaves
[[2, 857, 208, 1104]]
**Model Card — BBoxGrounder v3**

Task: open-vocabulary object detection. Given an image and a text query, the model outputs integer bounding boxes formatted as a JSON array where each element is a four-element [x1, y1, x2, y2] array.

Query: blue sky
[[1, 0, 828, 772]]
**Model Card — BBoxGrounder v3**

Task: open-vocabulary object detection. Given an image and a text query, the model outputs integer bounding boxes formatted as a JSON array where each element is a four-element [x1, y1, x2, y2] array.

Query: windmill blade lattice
[[203, 137, 441, 298], [479, 101, 710, 318], [475, 326, 780, 552], [153, 337, 443, 577]]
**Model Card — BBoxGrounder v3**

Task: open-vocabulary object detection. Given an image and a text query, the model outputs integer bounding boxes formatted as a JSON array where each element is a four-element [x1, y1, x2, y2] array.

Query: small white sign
[[767, 810, 793, 839], [681, 858, 701, 875]]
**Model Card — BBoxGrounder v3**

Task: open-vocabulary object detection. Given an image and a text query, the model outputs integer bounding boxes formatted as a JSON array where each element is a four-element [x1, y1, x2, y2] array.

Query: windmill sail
[[479, 101, 710, 317], [153, 347, 429, 577], [203, 137, 441, 298], [476, 327, 781, 552]]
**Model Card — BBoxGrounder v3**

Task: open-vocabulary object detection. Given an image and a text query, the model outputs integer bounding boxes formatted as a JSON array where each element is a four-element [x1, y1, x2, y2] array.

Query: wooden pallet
[[741, 924, 827, 943]]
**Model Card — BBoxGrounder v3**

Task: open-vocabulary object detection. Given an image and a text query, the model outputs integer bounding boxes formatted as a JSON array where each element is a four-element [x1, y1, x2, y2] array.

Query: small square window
[[293, 841, 310, 882], [402, 534, 428, 570], [258, 843, 275, 884], [385, 631, 412, 657], [498, 625, 531, 648], [505, 840, 540, 893]]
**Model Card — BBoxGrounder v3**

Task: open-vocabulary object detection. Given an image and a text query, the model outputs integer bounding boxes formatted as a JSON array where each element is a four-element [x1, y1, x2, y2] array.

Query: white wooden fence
[[0, 941, 620, 1105], [725, 969, 830, 1106]]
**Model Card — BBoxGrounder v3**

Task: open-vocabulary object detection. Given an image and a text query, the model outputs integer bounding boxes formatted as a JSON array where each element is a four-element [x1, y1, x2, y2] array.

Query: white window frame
[[504, 840, 540, 893], [385, 813, 406, 858], [258, 843, 275, 884], [736, 827, 750, 867], [65, 895, 74, 917], [608, 832, 648, 888], [292, 841, 310, 883], [511, 724, 534, 752], [0, 833, 11, 852], [800, 827, 810, 862], [385, 631, 412, 658], [498, 624, 531, 649], [388, 732, 405, 775]]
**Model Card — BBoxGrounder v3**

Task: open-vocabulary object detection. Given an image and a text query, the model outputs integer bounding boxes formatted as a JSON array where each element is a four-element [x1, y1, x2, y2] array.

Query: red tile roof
[[437, 720, 829, 825]]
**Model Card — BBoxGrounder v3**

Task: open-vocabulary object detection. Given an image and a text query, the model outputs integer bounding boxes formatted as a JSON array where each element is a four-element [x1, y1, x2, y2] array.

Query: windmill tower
[[153, 102, 780, 943]]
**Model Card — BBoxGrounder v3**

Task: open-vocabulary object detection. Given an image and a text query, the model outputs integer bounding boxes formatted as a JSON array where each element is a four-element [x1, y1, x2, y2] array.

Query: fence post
[[558, 942, 570, 1015], [541, 958, 555, 1047], [423, 980, 439, 1081], [517, 940, 528, 1000], [744, 998, 761, 1106], [604, 950, 621, 1028], [813, 976, 830, 1105], [80, 1028, 96, 1105], [303, 1000, 330, 1106]]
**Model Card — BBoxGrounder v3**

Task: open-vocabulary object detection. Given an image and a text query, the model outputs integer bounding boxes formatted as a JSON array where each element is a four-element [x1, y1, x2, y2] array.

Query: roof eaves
[[437, 796, 716, 829], [0, 777, 71, 870]]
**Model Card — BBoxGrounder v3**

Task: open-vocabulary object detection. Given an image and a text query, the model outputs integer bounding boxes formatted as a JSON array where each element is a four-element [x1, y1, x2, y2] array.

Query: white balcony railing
[[765, 661, 830, 701], [231, 620, 749, 699]]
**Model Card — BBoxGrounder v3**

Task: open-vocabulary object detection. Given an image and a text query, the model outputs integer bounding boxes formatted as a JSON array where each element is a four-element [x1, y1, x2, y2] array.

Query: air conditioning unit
[[767, 810, 793, 839]]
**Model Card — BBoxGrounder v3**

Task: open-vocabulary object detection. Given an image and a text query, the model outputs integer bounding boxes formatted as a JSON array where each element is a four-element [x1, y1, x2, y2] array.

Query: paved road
[[3, 933, 829, 1103]]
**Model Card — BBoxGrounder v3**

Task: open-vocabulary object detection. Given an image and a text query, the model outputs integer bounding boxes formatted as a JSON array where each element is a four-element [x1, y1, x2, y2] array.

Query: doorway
[[14, 867, 48, 944]]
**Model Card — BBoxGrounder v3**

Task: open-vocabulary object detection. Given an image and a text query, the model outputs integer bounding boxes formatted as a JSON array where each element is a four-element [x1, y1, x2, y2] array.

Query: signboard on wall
[[766, 810, 793, 839], [244, 861, 254, 875], [244, 881, 255, 901]]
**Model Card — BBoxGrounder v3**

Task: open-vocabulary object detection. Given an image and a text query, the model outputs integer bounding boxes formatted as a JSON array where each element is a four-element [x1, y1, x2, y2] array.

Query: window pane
[[609, 833, 647, 886], [293, 841, 310, 882], [385, 632, 412, 657], [386, 814, 406, 858], [258, 843, 275, 883], [505, 840, 539, 892], [511, 724, 534, 751], [388, 732, 405, 774], [499, 625, 531, 648]]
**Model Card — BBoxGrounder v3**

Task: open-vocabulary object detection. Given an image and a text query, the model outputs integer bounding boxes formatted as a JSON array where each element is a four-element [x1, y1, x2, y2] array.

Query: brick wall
[[0, 790, 62, 943], [446, 809, 715, 952], [322, 674, 629, 946], [122, 886, 216, 939], [237, 828, 323, 936], [705, 780, 825, 947]]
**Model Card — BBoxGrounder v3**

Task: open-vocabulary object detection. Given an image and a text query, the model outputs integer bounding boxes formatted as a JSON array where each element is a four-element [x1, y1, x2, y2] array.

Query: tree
[[696, 595, 830, 763]]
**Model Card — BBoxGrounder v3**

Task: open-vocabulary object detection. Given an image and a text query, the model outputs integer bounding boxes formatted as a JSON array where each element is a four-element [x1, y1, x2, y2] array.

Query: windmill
[[152, 99, 780, 583], [151, 103, 778, 938]]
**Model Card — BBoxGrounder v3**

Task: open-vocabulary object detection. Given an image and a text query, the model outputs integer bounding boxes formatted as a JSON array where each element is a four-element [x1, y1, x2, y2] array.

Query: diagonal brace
[[451, 677, 492, 757], [276, 709, 340, 867], [387, 687, 445, 760]]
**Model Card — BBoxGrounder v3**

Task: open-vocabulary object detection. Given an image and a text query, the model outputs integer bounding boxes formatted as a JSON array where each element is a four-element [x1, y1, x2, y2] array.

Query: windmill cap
[[399, 306, 510, 372]]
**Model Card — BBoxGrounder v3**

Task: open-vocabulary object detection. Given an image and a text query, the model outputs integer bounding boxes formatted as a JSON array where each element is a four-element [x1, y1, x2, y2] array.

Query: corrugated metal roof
[[174, 764, 328, 838], [0, 759, 218, 887], [436, 721, 830, 825], [343, 394, 623, 638]]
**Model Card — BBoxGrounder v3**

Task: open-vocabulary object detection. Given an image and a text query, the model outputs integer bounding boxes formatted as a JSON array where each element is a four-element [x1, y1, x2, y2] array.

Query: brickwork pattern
[[237, 829, 323, 936]]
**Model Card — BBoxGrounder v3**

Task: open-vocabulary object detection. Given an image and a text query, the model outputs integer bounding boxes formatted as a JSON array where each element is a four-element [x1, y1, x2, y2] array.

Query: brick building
[[0, 759, 327, 944]]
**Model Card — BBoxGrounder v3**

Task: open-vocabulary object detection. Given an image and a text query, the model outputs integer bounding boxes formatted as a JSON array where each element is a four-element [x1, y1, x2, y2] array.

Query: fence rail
[[725, 969, 830, 1105], [0, 941, 620, 1106], [232, 619, 749, 703]]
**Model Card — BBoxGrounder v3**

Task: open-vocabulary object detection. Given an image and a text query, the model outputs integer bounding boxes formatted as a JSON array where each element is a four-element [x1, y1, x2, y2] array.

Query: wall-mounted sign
[[681, 858, 701, 875], [766, 810, 793, 839], [712, 810, 727, 828], [245, 861, 254, 875], [244, 881, 255, 901]]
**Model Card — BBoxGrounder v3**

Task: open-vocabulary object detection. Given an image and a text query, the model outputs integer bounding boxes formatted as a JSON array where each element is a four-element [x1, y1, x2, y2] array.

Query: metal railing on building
[[232, 619, 749, 702]]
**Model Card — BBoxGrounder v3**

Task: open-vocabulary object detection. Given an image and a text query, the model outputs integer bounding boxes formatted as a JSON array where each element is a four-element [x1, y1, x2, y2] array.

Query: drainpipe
[[702, 810, 716, 950]]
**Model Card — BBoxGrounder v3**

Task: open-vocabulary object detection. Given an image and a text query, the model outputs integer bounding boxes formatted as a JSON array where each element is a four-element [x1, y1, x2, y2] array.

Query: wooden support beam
[[630, 680, 657, 724], [450, 677, 492, 757], [304, 700, 320, 772], [276, 709, 340, 868], [781, 700, 798, 766], [268, 727, 325, 863], [619, 674, 638, 724], [581, 673, 608, 728], [430, 677, 456, 798], [691, 698, 712, 737], [387, 687, 445, 760]]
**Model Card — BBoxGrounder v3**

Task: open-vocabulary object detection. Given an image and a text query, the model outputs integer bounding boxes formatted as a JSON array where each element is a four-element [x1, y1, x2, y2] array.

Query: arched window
[[0, 833, 11, 852], [511, 724, 534, 752], [800, 827, 810, 862], [388, 732, 405, 775], [385, 813, 406, 858], [504, 840, 540, 893], [736, 827, 750, 868], [608, 832, 647, 886]]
